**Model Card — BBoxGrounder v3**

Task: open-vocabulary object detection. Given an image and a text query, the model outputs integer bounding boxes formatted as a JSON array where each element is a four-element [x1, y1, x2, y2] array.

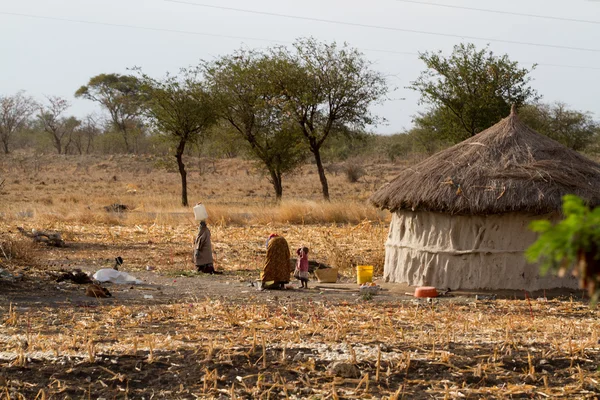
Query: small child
[[295, 247, 310, 288]]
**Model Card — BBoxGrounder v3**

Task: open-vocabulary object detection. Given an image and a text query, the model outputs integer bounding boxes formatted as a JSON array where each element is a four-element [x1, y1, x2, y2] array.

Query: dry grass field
[[0, 154, 599, 399]]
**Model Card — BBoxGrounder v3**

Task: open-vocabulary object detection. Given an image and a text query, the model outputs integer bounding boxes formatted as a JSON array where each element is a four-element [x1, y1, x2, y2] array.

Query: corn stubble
[[0, 155, 599, 397], [1, 299, 599, 398]]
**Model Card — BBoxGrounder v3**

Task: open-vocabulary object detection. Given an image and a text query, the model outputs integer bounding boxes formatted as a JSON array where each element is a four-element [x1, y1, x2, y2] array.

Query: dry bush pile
[[0, 235, 35, 265], [0, 299, 599, 398]]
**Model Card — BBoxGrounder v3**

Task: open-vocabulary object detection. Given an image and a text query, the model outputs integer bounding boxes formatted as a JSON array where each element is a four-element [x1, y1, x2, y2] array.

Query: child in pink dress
[[295, 247, 310, 288]]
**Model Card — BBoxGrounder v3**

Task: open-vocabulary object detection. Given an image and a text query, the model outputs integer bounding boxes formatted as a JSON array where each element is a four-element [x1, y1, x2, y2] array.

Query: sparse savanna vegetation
[[0, 154, 599, 399], [1, 38, 600, 399]]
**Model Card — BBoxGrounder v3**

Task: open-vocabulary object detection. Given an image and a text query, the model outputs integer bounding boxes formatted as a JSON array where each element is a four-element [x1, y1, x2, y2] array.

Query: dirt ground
[[1, 155, 599, 399], [2, 255, 599, 399], [0, 266, 587, 308]]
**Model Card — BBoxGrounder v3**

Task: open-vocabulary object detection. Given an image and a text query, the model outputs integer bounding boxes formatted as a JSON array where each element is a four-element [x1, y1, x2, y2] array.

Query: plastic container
[[414, 286, 438, 298], [314, 267, 338, 283], [93, 269, 142, 284], [357, 265, 374, 284], [193, 204, 208, 221]]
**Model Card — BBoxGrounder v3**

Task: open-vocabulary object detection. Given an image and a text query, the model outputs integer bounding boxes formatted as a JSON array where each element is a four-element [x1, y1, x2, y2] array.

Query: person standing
[[193, 221, 216, 274], [294, 247, 310, 289]]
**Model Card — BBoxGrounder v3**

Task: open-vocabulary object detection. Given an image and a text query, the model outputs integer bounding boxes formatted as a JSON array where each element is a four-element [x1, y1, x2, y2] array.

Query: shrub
[[526, 194, 600, 303], [344, 163, 365, 183], [0, 236, 35, 264]]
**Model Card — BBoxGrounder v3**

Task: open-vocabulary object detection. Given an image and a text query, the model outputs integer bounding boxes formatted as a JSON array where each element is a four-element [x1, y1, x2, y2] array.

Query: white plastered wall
[[384, 210, 578, 290]]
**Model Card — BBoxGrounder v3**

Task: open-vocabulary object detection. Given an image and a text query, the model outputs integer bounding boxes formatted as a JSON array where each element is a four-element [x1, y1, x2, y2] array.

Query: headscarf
[[261, 236, 291, 284], [266, 233, 278, 249]]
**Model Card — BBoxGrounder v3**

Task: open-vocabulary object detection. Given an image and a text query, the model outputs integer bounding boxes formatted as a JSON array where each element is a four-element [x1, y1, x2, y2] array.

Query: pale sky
[[1, 0, 599, 134]]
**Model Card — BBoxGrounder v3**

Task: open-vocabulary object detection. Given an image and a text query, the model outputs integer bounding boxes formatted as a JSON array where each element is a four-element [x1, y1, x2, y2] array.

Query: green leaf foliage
[[518, 102, 599, 152], [75, 73, 144, 153], [409, 43, 539, 143], [526, 195, 600, 302], [270, 38, 389, 200], [134, 67, 218, 206], [203, 49, 307, 200]]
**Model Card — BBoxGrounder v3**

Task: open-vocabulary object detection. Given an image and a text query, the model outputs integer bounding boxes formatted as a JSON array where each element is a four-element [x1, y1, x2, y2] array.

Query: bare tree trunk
[[132, 131, 140, 154], [85, 129, 95, 154], [53, 136, 62, 154], [269, 169, 283, 201], [1, 138, 9, 154], [119, 121, 132, 154], [64, 136, 73, 155], [175, 139, 188, 207], [311, 144, 329, 201], [122, 130, 131, 153]]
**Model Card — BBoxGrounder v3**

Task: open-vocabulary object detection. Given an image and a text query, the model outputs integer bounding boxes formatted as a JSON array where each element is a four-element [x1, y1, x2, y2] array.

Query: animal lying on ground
[[86, 284, 111, 298]]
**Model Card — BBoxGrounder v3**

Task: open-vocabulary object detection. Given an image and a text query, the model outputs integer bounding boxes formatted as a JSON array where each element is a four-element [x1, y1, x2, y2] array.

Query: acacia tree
[[202, 121, 247, 159], [519, 102, 599, 151], [72, 114, 100, 154], [137, 68, 217, 207], [38, 96, 80, 154], [271, 38, 388, 200], [203, 50, 306, 201], [0, 91, 37, 154], [75, 74, 143, 153], [410, 43, 539, 142]]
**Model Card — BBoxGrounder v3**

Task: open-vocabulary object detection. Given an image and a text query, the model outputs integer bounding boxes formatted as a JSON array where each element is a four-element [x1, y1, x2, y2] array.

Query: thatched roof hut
[[371, 106, 600, 290], [372, 106, 600, 215]]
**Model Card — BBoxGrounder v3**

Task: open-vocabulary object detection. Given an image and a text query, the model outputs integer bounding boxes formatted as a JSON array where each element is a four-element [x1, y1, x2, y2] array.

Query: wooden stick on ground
[[376, 345, 381, 382], [262, 336, 267, 369]]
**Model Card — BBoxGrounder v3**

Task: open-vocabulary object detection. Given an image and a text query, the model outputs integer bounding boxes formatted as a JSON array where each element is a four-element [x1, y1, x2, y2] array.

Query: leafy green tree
[[408, 127, 446, 156], [374, 133, 413, 162], [37, 96, 80, 154], [201, 121, 248, 159], [11, 117, 41, 151], [136, 68, 217, 207], [75, 74, 143, 153], [410, 107, 462, 144], [271, 38, 388, 200], [519, 102, 599, 151], [320, 128, 373, 162], [409, 43, 539, 142], [0, 91, 37, 154], [405, 109, 455, 155], [203, 50, 307, 200], [526, 195, 600, 303]]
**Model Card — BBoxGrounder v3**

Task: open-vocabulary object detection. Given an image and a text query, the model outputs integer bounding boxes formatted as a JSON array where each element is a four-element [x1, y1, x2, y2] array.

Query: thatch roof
[[371, 106, 600, 215]]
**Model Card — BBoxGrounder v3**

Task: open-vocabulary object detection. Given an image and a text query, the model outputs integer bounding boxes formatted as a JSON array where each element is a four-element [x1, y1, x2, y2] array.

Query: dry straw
[[2, 154, 600, 398], [3, 298, 589, 398], [372, 106, 600, 215]]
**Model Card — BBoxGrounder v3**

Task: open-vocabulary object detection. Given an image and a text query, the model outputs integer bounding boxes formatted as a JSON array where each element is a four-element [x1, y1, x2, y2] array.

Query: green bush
[[526, 195, 600, 303]]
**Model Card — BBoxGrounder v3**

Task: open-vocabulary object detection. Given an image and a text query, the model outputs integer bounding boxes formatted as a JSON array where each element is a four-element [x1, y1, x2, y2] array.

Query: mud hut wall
[[384, 210, 578, 290]]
